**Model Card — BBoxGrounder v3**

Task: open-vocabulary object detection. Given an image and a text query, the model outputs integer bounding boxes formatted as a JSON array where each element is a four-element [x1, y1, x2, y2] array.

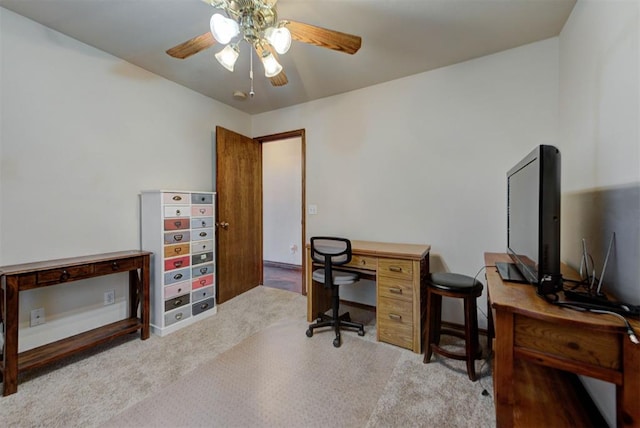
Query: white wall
[[253, 38, 560, 324], [0, 8, 250, 350], [559, 1, 640, 426], [262, 137, 302, 265]]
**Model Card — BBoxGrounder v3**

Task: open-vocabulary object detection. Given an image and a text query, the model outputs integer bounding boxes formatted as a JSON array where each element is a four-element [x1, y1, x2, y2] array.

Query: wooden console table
[[486, 252, 640, 427], [306, 240, 430, 353], [0, 250, 151, 396]]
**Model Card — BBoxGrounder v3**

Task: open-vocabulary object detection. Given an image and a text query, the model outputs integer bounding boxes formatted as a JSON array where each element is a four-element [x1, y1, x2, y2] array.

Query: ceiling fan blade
[[285, 20, 361, 55], [166, 32, 215, 59]]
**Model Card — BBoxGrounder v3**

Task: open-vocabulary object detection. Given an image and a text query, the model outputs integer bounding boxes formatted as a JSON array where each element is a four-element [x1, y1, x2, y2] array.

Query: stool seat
[[424, 272, 483, 381]]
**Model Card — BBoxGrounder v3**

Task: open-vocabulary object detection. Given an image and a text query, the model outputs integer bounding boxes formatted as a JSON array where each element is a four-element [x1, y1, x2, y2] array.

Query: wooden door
[[216, 126, 262, 303]]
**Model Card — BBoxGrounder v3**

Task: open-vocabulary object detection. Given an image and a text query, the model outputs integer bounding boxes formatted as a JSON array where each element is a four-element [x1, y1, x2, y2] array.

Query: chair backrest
[[310, 237, 353, 287]]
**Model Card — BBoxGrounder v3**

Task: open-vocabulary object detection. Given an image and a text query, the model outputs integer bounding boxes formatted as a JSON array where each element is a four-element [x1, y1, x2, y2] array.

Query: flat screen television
[[502, 144, 563, 295]]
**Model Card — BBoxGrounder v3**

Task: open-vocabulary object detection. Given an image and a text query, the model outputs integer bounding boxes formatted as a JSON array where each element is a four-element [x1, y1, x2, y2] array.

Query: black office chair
[[305, 237, 365, 347]]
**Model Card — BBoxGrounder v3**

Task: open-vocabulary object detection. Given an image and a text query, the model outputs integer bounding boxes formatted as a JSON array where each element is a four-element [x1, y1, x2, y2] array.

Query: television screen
[[506, 145, 562, 294]]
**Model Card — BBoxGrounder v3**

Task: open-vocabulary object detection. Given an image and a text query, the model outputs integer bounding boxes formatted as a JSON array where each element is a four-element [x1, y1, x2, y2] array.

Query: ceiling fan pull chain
[[249, 48, 255, 98]]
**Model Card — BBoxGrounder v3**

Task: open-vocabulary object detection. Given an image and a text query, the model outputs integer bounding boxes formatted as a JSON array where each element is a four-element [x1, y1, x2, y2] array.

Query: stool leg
[[424, 290, 442, 363], [464, 297, 479, 381]]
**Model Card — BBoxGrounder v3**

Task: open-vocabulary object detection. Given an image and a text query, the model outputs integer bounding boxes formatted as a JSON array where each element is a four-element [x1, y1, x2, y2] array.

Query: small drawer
[[345, 255, 377, 271], [191, 193, 213, 204], [192, 274, 214, 290], [192, 263, 214, 278], [163, 267, 191, 285], [377, 296, 414, 350], [94, 257, 140, 275], [192, 251, 214, 266], [191, 217, 214, 229], [191, 240, 214, 254], [164, 231, 191, 245], [163, 192, 190, 204], [164, 255, 190, 271], [164, 243, 190, 258], [164, 307, 191, 326], [163, 205, 190, 218], [193, 228, 214, 241], [378, 258, 413, 280], [37, 265, 94, 284], [192, 297, 215, 316], [164, 281, 190, 299], [192, 286, 214, 302], [378, 276, 413, 302], [164, 218, 190, 231], [164, 293, 191, 312], [191, 205, 213, 217]]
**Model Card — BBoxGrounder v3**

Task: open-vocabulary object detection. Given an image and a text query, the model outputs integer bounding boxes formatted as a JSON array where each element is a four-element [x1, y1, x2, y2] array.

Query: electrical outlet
[[104, 290, 115, 305], [30, 308, 45, 327]]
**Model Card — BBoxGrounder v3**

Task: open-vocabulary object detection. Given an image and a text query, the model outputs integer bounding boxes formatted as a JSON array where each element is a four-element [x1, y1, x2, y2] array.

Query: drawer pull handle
[[174, 273, 183, 280], [389, 287, 403, 294], [176, 209, 181, 215], [200, 197, 206, 202], [174, 247, 182, 254], [389, 313, 402, 321], [111, 262, 119, 271], [174, 221, 183, 227], [199, 208, 206, 214], [174, 299, 182, 306], [175, 313, 183, 320], [178, 288, 182, 293], [201, 221, 206, 227], [200, 267, 208, 274], [200, 279, 206, 285], [172, 195, 182, 201], [174, 234, 183, 242], [389, 266, 403, 272], [174, 261, 183, 268], [201, 303, 209, 310], [360, 260, 367, 265], [202, 245, 206, 250], [199, 232, 207, 237], [60, 270, 70, 281]]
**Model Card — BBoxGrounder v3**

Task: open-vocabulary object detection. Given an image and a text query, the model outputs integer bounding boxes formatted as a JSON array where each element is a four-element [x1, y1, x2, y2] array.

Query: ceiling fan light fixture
[[215, 43, 240, 72], [210, 13, 239, 44], [260, 51, 283, 77], [265, 26, 291, 54]]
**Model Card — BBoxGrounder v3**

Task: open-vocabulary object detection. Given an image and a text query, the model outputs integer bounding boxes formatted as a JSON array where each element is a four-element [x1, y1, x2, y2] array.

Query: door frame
[[255, 129, 307, 295]]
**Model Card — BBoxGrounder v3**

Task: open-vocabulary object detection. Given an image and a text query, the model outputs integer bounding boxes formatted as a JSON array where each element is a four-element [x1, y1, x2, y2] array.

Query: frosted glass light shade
[[265, 26, 291, 54], [261, 52, 283, 77], [210, 13, 239, 44], [215, 44, 240, 72]]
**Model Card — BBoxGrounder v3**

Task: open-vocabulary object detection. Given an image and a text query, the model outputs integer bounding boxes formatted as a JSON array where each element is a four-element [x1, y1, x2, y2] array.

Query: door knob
[[218, 221, 229, 229]]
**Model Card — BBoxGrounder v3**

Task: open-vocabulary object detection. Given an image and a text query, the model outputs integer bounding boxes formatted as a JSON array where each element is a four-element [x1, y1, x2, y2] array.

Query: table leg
[[140, 255, 150, 340], [2, 276, 19, 395], [618, 336, 640, 427], [493, 309, 515, 428]]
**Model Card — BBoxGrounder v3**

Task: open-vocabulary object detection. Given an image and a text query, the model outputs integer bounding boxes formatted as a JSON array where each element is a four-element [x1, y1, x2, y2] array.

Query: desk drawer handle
[[360, 260, 367, 265], [389, 287, 403, 294], [111, 262, 120, 271], [60, 270, 70, 281], [388, 266, 403, 272], [388, 313, 402, 321]]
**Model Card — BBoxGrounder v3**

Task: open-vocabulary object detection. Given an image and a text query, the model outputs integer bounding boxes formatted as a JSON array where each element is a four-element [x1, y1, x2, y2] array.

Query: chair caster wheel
[[333, 337, 341, 347], [306, 329, 313, 338], [358, 330, 365, 337]]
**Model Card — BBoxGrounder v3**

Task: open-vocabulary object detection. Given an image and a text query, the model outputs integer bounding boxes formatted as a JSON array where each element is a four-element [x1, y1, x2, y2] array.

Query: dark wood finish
[[216, 126, 262, 303], [166, 32, 215, 59], [286, 20, 362, 54], [0, 250, 151, 396], [486, 252, 640, 427]]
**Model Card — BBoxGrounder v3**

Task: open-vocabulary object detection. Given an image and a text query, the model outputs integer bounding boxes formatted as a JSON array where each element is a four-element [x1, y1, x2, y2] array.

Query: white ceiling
[[0, 0, 576, 114]]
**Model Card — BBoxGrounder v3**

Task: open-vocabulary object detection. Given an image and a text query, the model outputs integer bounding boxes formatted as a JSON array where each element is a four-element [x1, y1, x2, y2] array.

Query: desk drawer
[[94, 258, 140, 275], [37, 265, 94, 284], [378, 258, 413, 280], [378, 276, 413, 302], [344, 255, 377, 271], [377, 296, 413, 350]]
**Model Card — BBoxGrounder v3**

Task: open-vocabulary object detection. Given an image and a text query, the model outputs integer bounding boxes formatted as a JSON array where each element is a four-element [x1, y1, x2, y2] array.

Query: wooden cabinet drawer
[[164, 307, 191, 326], [164, 231, 191, 245], [191, 240, 214, 254], [192, 263, 214, 278], [37, 265, 93, 284], [191, 217, 214, 229], [94, 258, 139, 275], [193, 228, 214, 241], [378, 276, 413, 302], [192, 286, 214, 302], [378, 258, 413, 280], [163, 192, 190, 204], [192, 274, 214, 290], [163, 267, 191, 285], [192, 297, 215, 316], [191, 205, 213, 217], [344, 255, 377, 271], [191, 193, 213, 204], [163, 205, 189, 218], [164, 255, 190, 271], [164, 243, 190, 258], [192, 251, 214, 266], [377, 296, 414, 350], [163, 218, 190, 231], [164, 281, 190, 299], [164, 293, 190, 312]]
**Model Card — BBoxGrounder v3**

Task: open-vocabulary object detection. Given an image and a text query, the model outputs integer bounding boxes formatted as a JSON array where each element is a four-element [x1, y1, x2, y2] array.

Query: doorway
[[257, 130, 306, 295]]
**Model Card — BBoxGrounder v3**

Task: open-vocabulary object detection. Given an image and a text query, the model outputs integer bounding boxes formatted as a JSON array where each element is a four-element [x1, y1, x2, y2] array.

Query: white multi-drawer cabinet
[[141, 190, 216, 336]]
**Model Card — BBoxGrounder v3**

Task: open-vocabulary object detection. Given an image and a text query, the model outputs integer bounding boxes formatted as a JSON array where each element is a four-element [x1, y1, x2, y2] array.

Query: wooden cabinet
[[141, 191, 217, 336]]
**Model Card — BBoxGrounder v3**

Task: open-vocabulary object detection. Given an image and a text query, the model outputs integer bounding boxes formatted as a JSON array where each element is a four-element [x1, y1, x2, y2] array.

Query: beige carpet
[[103, 320, 401, 427]]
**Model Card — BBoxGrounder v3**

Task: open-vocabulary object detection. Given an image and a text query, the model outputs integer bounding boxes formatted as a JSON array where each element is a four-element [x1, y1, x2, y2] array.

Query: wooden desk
[[486, 252, 640, 427], [0, 250, 151, 396], [306, 240, 430, 353]]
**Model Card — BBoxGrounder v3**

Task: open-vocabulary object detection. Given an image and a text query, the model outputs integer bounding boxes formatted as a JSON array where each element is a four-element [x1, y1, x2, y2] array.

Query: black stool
[[423, 272, 483, 381]]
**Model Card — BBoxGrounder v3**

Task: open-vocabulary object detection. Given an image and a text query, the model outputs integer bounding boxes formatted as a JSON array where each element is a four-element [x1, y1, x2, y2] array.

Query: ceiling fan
[[166, 0, 362, 90]]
